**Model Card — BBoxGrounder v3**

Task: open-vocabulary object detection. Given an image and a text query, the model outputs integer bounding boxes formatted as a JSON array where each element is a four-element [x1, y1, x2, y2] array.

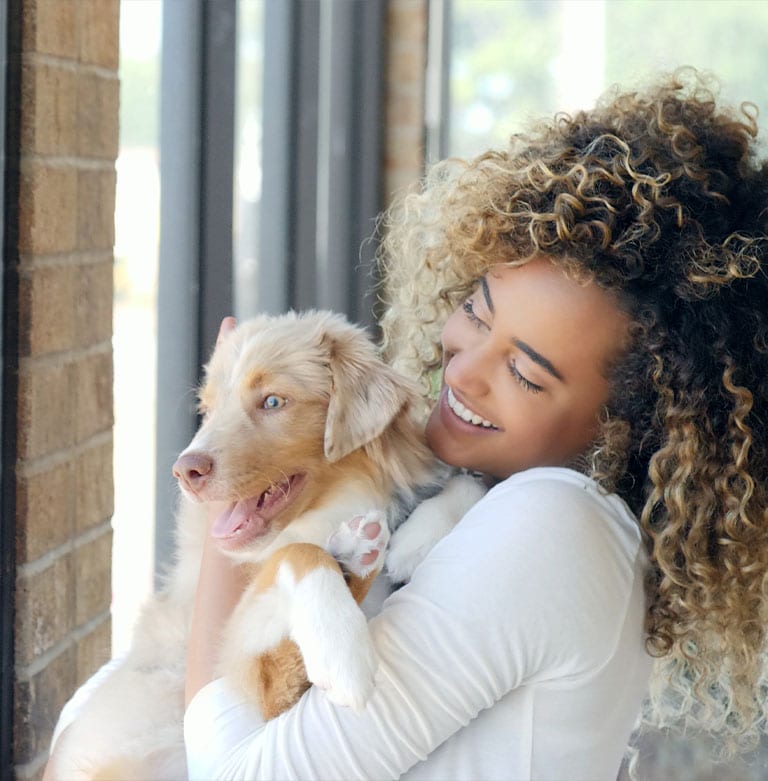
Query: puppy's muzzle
[[173, 451, 214, 495]]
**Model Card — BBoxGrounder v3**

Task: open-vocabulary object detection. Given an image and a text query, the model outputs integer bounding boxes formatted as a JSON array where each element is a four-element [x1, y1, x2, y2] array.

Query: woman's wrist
[[185, 507, 249, 706]]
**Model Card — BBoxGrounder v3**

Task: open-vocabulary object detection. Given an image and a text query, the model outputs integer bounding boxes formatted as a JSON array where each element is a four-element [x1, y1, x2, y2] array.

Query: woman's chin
[[425, 409, 467, 469]]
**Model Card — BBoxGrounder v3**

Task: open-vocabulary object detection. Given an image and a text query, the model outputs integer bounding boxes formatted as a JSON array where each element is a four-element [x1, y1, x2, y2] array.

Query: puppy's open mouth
[[211, 473, 307, 549]]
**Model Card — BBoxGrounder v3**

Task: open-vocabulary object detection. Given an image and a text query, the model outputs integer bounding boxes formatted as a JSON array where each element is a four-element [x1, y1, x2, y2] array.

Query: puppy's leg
[[247, 639, 310, 721], [223, 543, 377, 717], [386, 474, 487, 583], [218, 573, 302, 718]]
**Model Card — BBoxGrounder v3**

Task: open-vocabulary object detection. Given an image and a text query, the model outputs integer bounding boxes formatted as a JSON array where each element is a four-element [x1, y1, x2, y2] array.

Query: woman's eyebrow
[[482, 273, 564, 382], [480, 276, 494, 313], [512, 338, 565, 382]]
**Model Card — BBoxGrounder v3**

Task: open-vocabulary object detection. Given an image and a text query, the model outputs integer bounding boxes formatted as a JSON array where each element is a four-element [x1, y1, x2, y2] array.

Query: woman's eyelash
[[510, 360, 543, 394], [463, 299, 543, 394], [462, 299, 484, 328]]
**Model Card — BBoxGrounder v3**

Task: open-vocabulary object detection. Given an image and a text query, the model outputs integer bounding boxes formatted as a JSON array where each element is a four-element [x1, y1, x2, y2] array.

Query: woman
[[184, 70, 768, 778], [51, 71, 768, 779]]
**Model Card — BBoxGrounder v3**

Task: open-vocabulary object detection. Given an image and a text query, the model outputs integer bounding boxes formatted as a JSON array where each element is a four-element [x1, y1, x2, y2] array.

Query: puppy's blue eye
[[262, 394, 286, 410]]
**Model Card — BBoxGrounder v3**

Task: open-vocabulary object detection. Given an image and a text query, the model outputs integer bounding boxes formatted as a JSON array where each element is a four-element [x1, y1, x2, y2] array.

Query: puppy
[[48, 310, 443, 781]]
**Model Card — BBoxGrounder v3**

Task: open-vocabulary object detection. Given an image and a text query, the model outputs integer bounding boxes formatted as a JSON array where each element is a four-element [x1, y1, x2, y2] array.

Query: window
[[113, 0, 162, 653], [114, 0, 388, 654], [442, 0, 768, 159]]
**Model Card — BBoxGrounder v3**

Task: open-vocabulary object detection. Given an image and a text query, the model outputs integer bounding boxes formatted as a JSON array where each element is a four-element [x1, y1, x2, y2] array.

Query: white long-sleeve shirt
[[183, 467, 652, 780]]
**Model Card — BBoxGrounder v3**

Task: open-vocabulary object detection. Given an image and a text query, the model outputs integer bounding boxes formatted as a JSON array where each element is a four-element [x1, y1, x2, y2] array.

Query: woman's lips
[[438, 386, 499, 433], [446, 387, 498, 428]]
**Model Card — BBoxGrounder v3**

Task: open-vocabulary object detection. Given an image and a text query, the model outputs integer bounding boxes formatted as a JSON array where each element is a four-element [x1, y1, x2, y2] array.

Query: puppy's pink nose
[[173, 451, 214, 492]]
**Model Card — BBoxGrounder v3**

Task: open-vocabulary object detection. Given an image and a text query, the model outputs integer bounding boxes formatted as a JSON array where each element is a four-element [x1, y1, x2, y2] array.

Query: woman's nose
[[444, 345, 492, 397]]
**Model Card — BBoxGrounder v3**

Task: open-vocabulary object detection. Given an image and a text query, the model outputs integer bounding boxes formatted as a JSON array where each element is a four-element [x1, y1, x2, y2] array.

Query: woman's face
[[425, 257, 630, 480]]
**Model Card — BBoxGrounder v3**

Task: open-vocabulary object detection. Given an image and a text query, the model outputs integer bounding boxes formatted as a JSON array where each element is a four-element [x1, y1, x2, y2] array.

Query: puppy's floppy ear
[[323, 328, 414, 463]]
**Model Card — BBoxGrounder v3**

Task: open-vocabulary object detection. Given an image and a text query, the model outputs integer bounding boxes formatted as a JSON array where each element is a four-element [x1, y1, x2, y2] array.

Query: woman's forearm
[[185, 526, 249, 706]]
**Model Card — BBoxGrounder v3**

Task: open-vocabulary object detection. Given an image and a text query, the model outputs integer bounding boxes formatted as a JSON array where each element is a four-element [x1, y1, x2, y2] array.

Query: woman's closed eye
[[509, 360, 543, 394], [462, 298, 543, 395]]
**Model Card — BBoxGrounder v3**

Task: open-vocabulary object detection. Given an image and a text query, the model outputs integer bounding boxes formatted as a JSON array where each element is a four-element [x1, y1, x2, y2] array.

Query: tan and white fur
[[48, 310, 466, 781]]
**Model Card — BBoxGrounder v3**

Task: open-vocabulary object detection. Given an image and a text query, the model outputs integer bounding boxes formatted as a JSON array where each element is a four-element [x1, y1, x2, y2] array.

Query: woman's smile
[[425, 257, 630, 479], [445, 386, 499, 429]]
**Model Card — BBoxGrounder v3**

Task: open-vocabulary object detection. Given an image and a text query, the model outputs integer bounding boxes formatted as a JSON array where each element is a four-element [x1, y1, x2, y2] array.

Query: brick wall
[[11, 1, 119, 778], [384, 0, 428, 203]]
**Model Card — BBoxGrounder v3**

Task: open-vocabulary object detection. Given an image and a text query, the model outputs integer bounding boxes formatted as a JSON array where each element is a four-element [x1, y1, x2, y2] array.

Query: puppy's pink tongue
[[211, 498, 268, 539]]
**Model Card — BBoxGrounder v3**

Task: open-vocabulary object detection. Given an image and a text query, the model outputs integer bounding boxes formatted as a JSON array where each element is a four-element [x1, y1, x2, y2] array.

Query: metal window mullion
[[349, 0, 385, 328], [315, 0, 385, 326], [155, 0, 236, 577], [257, 0, 298, 315], [315, 0, 354, 315], [199, 0, 236, 354], [290, 0, 321, 312], [425, 0, 452, 164]]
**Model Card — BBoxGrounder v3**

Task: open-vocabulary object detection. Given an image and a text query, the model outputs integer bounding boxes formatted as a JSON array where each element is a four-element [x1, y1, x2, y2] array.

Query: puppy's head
[[172, 310, 417, 554]]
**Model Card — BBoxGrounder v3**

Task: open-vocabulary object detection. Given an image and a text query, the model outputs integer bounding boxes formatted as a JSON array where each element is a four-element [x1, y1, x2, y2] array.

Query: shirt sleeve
[[184, 475, 640, 780]]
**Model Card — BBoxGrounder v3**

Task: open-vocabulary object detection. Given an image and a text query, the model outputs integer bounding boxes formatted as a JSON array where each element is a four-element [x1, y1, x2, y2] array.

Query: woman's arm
[[185, 315, 244, 704], [183, 473, 638, 780], [185, 528, 249, 705]]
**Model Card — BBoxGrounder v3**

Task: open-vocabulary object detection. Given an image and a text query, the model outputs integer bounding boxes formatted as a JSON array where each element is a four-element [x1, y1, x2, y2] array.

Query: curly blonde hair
[[379, 69, 768, 752]]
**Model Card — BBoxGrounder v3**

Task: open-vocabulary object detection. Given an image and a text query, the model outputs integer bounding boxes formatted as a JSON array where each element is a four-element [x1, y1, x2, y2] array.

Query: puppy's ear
[[323, 329, 414, 463]]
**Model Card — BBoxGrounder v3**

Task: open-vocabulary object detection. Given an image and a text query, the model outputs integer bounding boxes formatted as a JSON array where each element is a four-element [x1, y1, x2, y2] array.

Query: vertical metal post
[[199, 0, 236, 353], [349, 0, 386, 328], [425, 0, 451, 163], [155, 1, 205, 577], [257, 0, 298, 315], [314, 0, 385, 327], [155, 0, 236, 578]]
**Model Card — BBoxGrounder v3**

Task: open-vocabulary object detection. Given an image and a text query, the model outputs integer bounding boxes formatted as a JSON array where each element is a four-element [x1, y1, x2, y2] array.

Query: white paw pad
[[326, 510, 390, 579]]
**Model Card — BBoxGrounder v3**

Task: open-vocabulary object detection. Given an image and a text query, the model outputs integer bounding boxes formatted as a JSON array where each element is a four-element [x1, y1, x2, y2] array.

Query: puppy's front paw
[[327, 510, 390, 579]]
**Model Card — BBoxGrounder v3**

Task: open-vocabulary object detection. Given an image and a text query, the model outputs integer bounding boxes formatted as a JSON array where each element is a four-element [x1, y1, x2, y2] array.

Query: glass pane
[[234, 0, 265, 319], [113, 0, 162, 655], [448, 0, 768, 157]]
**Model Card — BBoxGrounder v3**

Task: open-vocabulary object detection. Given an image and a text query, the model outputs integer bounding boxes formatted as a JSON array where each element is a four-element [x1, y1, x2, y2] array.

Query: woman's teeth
[[447, 387, 497, 429]]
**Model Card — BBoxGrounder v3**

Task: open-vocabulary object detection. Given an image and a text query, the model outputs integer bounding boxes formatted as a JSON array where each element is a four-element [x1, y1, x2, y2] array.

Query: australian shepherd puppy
[[48, 310, 485, 781]]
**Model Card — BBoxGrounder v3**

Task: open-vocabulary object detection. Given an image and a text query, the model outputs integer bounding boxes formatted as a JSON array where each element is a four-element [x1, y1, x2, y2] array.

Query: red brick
[[17, 361, 78, 460], [75, 616, 112, 686], [14, 647, 77, 764], [73, 530, 113, 625], [74, 440, 114, 533], [77, 167, 116, 251], [75, 349, 114, 443], [15, 554, 75, 666], [22, 0, 79, 61], [77, 72, 120, 160], [16, 461, 75, 563], [18, 265, 77, 357], [74, 261, 114, 349], [20, 61, 78, 157], [79, 0, 120, 69]]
